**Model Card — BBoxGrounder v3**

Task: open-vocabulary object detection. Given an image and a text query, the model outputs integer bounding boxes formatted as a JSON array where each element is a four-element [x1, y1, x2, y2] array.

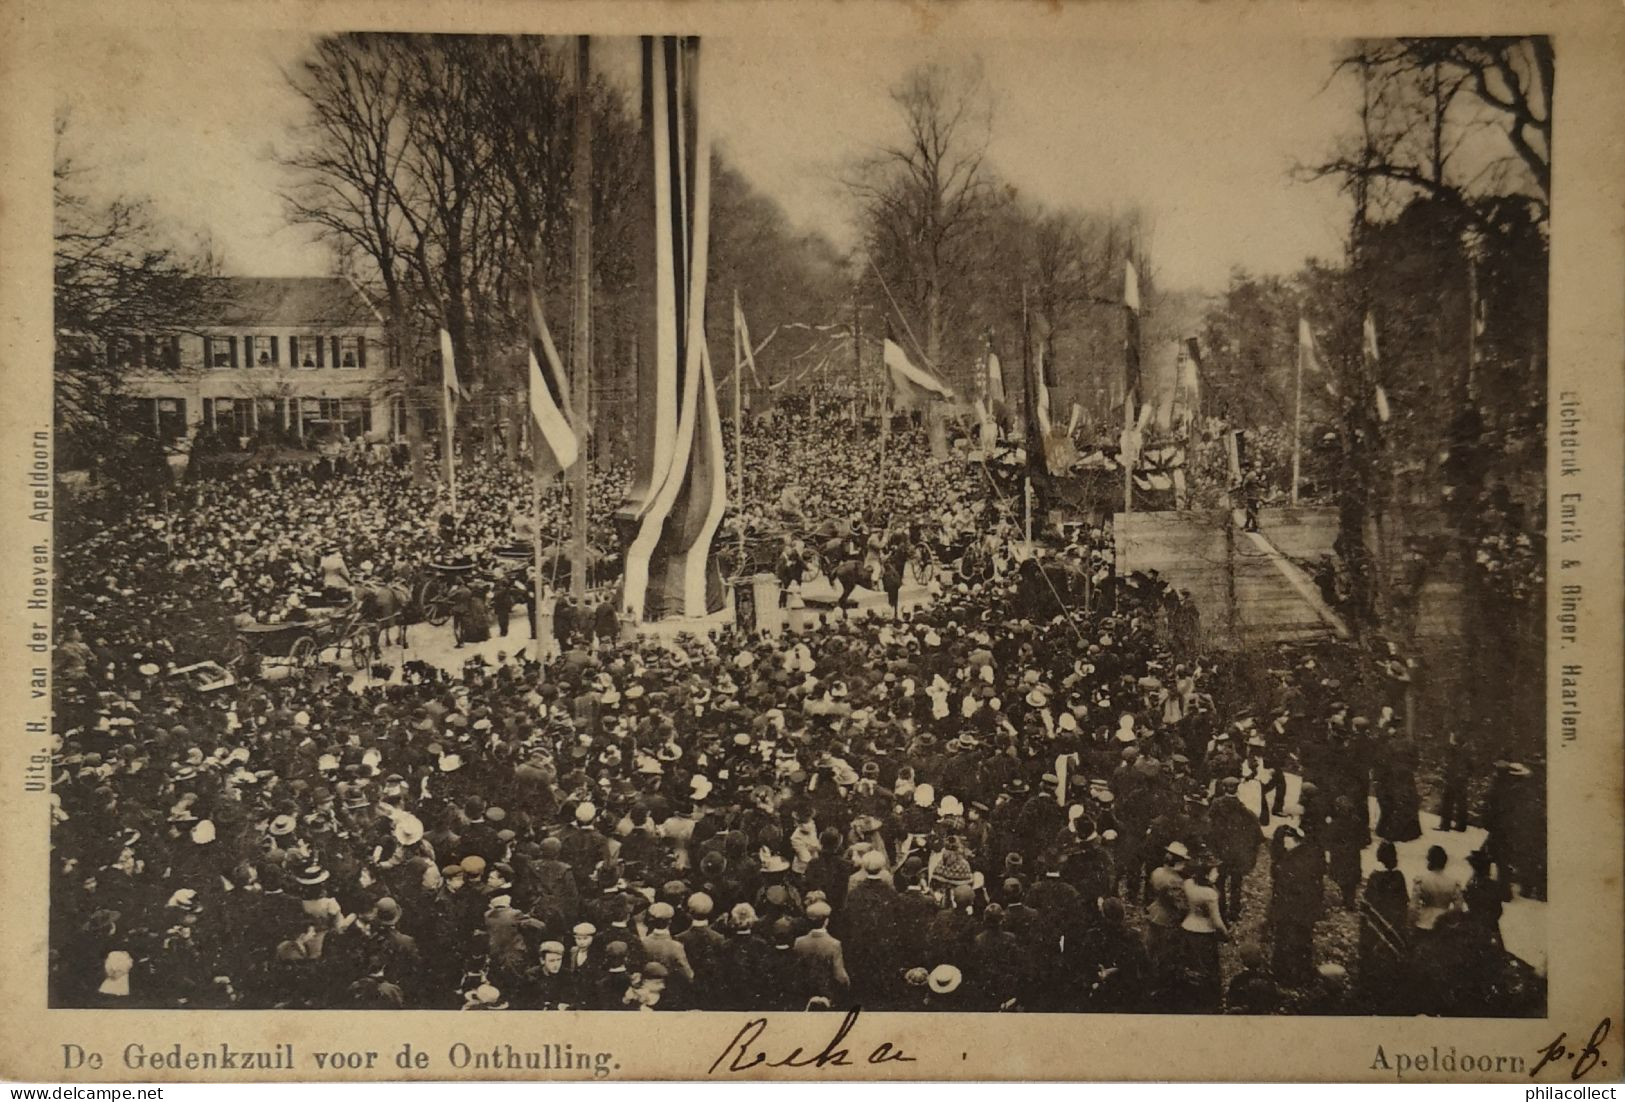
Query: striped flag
[[883, 338, 953, 408], [527, 287, 579, 476]]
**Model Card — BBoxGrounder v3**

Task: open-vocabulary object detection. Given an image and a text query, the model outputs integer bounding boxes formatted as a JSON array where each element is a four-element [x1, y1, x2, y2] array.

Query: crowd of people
[[50, 416, 1544, 1016]]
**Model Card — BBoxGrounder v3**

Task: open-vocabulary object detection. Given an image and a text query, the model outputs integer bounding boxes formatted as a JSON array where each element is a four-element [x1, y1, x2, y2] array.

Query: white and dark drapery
[[619, 36, 727, 621]]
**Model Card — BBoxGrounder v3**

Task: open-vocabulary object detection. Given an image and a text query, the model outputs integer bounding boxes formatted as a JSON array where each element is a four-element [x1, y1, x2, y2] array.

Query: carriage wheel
[[420, 578, 452, 626], [344, 627, 372, 669], [288, 635, 318, 666]]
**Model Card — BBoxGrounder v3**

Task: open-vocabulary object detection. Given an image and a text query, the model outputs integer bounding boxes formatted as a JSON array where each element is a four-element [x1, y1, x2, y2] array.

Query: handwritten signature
[[1530, 1019, 1611, 1081], [709, 1007, 917, 1075]]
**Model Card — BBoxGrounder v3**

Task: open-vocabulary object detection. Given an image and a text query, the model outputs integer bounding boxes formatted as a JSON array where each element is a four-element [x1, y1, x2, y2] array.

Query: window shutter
[[229, 336, 239, 369], [203, 398, 214, 428], [170, 336, 181, 369], [316, 336, 325, 368], [244, 335, 255, 366], [331, 336, 342, 368], [270, 336, 280, 366], [357, 336, 367, 368], [290, 336, 300, 367]]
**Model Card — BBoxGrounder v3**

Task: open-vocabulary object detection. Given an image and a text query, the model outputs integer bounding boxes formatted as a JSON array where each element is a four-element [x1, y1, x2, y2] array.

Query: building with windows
[[114, 276, 396, 445]]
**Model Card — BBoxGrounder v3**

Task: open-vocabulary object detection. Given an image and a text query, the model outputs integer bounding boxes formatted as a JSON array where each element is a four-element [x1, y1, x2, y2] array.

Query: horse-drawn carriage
[[413, 560, 477, 627], [715, 524, 793, 580], [223, 607, 371, 675]]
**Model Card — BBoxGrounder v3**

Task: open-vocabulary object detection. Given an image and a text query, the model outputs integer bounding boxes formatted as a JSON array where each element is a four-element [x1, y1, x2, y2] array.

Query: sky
[[55, 26, 1358, 294]]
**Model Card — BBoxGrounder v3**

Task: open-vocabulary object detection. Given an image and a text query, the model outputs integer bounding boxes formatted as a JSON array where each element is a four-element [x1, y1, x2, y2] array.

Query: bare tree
[[1308, 36, 1552, 231], [280, 33, 645, 467], [54, 116, 222, 455], [848, 61, 995, 387]]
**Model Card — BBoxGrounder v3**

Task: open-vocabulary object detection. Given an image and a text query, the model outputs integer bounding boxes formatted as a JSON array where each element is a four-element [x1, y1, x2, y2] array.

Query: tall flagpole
[[569, 35, 593, 601], [442, 355, 458, 516], [1122, 262, 1139, 517], [1291, 321, 1304, 506], [532, 453, 545, 653], [733, 290, 745, 569], [878, 324, 890, 499], [1021, 285, 1034, 550]]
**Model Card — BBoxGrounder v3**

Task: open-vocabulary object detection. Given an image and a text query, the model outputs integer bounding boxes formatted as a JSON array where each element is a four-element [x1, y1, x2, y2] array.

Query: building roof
[[196, 277, 382, 329]]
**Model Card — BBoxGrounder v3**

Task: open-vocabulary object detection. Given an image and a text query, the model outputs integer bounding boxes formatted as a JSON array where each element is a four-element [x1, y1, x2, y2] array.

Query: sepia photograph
[[3, 0, 1622, 1085]]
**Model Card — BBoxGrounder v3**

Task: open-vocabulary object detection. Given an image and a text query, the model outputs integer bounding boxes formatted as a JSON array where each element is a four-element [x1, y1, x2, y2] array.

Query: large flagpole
[[1021, 285, 1034, 550], [733, 289, 745, 569], [1121, 261, 1141, 518], [1291, 320, 1304, 506], [878, 324, 890, 501], [570, 35, 593, 601], [533, 454, 545, 653], [442, 351, 458, 517]]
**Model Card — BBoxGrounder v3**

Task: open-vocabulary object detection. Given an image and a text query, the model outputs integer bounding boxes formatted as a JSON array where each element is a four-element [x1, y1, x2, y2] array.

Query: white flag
[[439, 328, 466, 399]]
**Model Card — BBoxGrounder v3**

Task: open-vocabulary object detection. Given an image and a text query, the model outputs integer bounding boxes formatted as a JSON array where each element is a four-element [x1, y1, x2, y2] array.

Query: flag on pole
[[527, 286, 579, 476], [973, 397, 997, 452], [1034, 340, 1053, 438], [439, 328, 466, 399], [985, 336, 1010, 430], [883, 338, 953, 408], [734, 295, 762, 388], [1298, 317, 1321, 372], [1021, 291, 1046, 477], [1363, 313, 1390, 422], [1123, 260, 1142, 419], [1177, 337, 1201, 416], [1298, 316, 1340, 397], [987, 347, 1006, 405]]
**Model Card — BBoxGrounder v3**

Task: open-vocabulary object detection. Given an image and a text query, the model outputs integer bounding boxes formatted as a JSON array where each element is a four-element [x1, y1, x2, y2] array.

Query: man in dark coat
[[1208, 777, 1261, 922], [1438, 729, 1474, 832], [1268, 828, 1325, 985], [839, 850, 901, 1003], [593, 599, 620, 643], [553, 596, 578, 652], [558, 804, 611, 889], [675, 893, 728, 1006]]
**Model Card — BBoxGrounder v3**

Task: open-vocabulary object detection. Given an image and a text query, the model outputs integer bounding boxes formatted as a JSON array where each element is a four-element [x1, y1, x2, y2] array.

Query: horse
[[826, 544, 908, 617], [355, 580, 413, 657]]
